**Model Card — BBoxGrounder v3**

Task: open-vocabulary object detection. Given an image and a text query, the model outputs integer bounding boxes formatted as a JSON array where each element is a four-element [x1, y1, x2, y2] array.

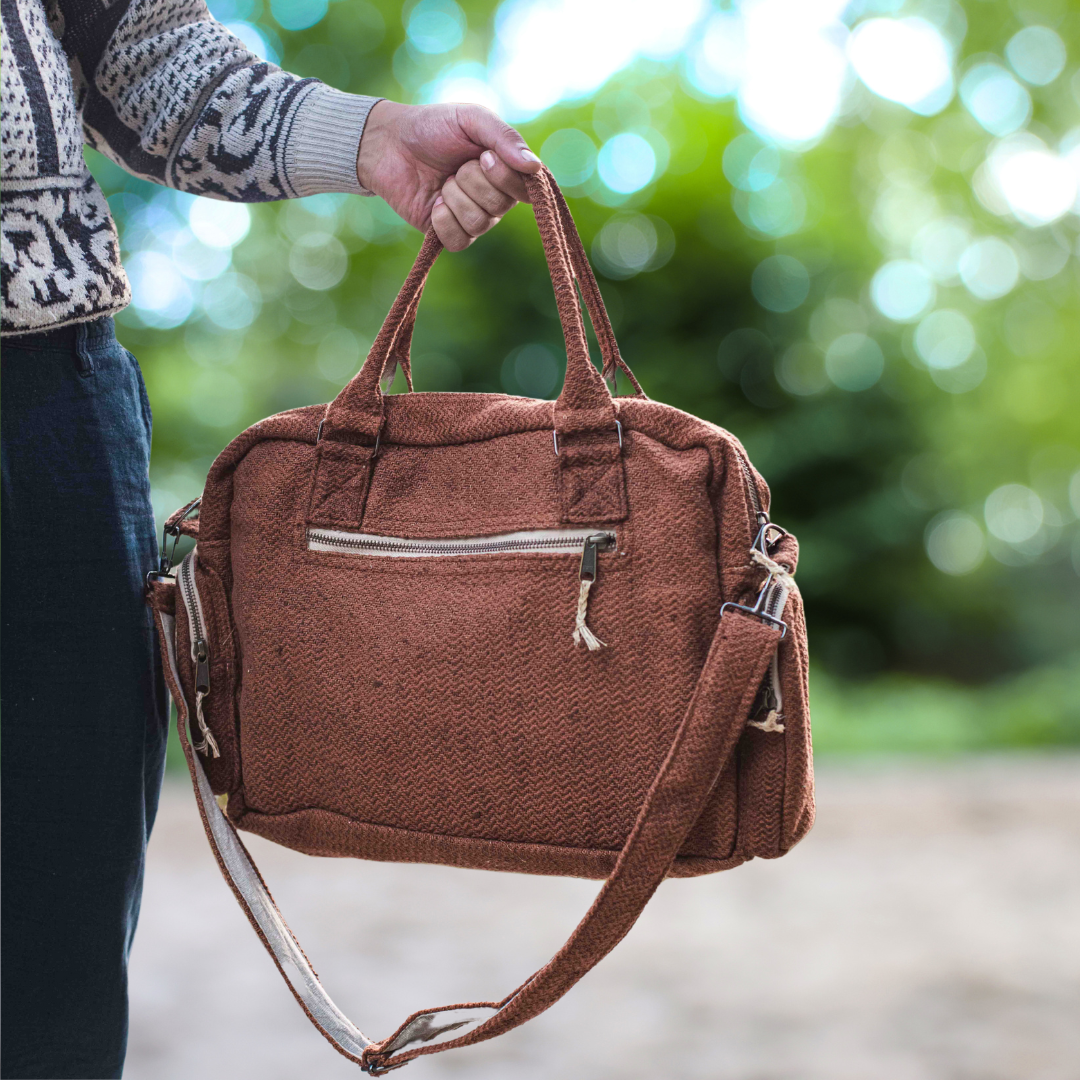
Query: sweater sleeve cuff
[[285, 85, 382, 198]]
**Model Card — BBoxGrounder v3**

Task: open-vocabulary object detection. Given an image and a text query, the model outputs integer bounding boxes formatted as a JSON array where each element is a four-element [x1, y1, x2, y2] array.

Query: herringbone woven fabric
[[151, 167, 814, 1073]]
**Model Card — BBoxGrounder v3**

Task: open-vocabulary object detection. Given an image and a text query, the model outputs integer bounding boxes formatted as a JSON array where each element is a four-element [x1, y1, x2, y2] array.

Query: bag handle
[[319, 168, 618, 446], [306, 168, 630, 530], [153, 591, 781, 1074], [382, 167, 645, 399]]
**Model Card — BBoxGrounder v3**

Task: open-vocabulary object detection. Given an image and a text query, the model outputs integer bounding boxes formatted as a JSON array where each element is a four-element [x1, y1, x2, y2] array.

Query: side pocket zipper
[[177, 552, 220, 758]]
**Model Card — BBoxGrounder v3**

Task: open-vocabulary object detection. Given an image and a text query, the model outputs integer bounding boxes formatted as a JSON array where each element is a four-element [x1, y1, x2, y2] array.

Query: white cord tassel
[[572, 578, 606, 651], [194, 691, 221, 758], [750, 548, 797, 593], [748, 652, 785, 732], [748, 710, 785, 733]]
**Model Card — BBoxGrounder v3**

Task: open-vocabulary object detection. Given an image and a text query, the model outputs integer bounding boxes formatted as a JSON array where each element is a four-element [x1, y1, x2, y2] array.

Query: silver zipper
[[308, 528, 617, 650], [734, 447, 765, 523], [177, 552, 220, 758], [763, 577, 786, 620], [307, 527, 615, 559]]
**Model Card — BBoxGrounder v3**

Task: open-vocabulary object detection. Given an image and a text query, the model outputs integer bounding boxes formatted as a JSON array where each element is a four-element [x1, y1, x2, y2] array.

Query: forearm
[[66, 0, 379, 202], [170, 72, 381, 201]]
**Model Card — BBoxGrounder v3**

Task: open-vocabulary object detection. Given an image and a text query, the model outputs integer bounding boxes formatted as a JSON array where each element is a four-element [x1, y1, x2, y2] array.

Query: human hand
[[356, 100, 542, 251]]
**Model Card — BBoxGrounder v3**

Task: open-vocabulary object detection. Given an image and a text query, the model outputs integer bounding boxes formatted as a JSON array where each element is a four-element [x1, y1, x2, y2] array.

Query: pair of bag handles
[[320, 166, 643, 448]]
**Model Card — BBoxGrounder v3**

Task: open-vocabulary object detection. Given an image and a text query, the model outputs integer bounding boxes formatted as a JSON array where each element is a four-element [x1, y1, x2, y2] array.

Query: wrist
[[356, 99, 407, 193]]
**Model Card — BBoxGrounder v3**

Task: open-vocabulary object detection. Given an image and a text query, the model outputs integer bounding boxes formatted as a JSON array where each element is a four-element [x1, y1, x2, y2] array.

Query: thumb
[[456, 104, 541, 173]]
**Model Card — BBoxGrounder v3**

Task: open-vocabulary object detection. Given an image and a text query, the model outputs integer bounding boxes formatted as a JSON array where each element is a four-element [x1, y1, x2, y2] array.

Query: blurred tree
[[88, 0, 1080, 700]]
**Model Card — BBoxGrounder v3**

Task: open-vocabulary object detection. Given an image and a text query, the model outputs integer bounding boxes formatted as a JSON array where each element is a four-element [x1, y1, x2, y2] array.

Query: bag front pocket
[[307, 527, 618, 651]]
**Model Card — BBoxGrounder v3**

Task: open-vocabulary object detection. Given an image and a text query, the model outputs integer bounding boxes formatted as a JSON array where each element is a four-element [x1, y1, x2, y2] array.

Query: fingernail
[[433, 196, 444, 207], [520, 149, 540, 163], [480, 150, 496, 170]]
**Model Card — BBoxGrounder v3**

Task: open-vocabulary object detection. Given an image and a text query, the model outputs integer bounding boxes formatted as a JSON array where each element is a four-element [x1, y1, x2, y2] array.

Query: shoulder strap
[[152, 596, 780, 1074]]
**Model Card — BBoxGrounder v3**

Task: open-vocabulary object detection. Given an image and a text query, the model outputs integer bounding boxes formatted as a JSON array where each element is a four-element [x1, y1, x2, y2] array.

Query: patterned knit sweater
[[0, 0, 380, 335]]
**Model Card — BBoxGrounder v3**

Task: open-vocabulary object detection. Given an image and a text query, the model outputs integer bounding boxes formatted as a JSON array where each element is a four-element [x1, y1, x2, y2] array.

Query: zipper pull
[[573, 533, 614, 652], [192, 638, 220, 759], [194, 638, 210, 696]]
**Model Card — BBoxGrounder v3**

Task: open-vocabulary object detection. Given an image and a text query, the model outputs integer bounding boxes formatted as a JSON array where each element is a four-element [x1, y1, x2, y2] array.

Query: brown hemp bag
[[148, 167, 813, 1074]]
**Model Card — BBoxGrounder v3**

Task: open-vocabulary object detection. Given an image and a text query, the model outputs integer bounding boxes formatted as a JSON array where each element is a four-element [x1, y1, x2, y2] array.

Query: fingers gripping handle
[[152, 578, 780, 1074], [380, 167, 643, 400], [319, 169, 622, 444]]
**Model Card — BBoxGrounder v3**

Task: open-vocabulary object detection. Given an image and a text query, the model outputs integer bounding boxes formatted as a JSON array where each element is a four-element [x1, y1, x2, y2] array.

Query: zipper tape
[[177, 552, 220, 758], [307, 527, 614, 558]]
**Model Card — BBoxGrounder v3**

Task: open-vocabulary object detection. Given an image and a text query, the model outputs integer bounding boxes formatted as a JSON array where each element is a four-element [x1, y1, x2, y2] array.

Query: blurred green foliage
[[86, 0, 1080, 752]]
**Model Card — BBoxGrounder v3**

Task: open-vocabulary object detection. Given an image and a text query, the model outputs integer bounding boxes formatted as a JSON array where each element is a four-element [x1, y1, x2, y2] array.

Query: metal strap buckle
[[719, 600, 788, 638]]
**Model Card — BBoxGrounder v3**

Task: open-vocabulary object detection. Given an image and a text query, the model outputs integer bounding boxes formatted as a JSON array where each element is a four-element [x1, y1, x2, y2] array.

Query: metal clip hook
[[720, 524, 791, 638], [158, 497, 201, 576]]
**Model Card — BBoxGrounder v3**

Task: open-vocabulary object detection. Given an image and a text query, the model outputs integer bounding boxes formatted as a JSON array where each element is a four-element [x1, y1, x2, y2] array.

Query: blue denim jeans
[[1, 316, 168, 1079]]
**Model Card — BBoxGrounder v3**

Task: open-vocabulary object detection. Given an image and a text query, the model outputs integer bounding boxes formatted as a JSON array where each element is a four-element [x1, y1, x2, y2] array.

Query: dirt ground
[[125, 755, 1080, 1080]]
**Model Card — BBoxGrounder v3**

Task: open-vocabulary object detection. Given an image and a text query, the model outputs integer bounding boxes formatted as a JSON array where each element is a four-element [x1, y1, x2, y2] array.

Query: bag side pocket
[[176, 560, 242, 796], [735, 588, 814, 859]]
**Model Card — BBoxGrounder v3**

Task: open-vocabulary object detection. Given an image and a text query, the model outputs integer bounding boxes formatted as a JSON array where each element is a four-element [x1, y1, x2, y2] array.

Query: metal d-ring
[[553, 419, 622, 457], [753, 520, 789, 557]]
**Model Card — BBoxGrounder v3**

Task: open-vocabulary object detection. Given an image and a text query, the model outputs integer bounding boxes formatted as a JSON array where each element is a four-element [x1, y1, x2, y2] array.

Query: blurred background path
[[126, 755, 1080, 1080]]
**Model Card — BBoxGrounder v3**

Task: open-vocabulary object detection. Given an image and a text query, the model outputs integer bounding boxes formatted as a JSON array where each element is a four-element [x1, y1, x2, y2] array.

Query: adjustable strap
[[154, 608, 373, 1066], [153, 594, 780, 1074]]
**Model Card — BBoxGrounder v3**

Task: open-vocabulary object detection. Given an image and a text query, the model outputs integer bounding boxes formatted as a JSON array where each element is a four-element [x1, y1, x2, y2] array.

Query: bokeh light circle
[[984, 484, 1044, 543], [775, 343, 829, 397], [1005, 25, 1067, 87], [406, 0, 466, 55], [986, 135, 1078, 227], [270, 0, 327, 33], [127, 251, 193, 328], [541, 129, 597, 188], [723, 134, 780, 192], [960, 64, 1031, 137], [958, 237, 1019, 300], [734, 180, 807, 238], [925, 512, 986, 574], [751, 255, 809, 312], [825, 333, 885, 391], [203, 273, 261, 331], [288, 233, 348, 291], [911, 218, 971, 282], [502, 343, 560, 398], [597, 133, 657, 194], [593, 215, 674, 280], [172, 232, 231, 282], [915, 310, 976, 370], [188, 199, 251, 250], [847, 17, 954, 115], [871, 260, 936, 322]]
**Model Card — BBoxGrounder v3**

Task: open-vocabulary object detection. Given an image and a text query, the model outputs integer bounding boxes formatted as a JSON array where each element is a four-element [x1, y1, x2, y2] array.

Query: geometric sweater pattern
[[1, 0, 379, 335]]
